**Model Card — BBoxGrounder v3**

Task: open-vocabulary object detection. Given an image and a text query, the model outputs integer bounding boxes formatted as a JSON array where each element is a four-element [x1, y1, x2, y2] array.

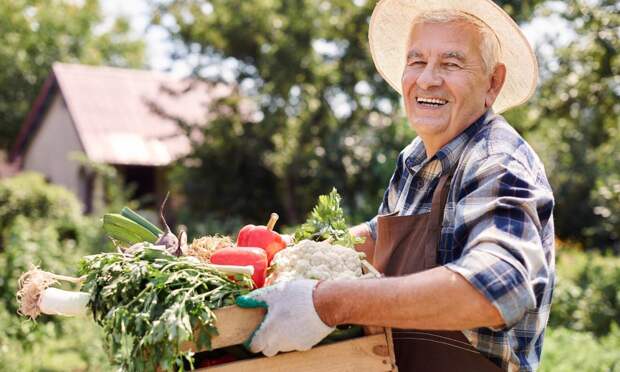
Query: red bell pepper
[[210, 247, 267, 288], [236, 213, 287, 263]]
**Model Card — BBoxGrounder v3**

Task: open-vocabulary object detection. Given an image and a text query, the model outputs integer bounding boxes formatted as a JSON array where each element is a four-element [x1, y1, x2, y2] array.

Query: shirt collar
[[405, 110, 494, 178]]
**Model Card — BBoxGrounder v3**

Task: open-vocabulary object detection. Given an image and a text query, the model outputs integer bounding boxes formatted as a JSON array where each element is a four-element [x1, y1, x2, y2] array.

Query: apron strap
[[424, 172, 452, 268]]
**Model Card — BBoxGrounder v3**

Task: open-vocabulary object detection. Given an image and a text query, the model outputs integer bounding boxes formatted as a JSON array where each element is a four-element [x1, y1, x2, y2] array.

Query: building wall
[[22, 93, 88, 207]]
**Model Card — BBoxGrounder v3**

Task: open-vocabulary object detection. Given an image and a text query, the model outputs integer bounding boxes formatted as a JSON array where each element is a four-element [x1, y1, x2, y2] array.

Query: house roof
[[12, 63, 233, 166]]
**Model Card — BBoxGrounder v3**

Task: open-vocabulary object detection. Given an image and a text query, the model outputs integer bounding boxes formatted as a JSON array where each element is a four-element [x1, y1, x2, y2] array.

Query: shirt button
[[416, 180, 425, 188]]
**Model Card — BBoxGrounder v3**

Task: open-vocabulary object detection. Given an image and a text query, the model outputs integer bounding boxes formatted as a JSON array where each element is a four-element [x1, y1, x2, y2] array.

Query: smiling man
[[402, 20, 506, 156], [236, 1, 556, 371]]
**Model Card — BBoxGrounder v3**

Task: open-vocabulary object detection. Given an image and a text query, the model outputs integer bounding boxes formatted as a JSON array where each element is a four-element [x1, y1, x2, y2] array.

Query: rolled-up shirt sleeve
[[444, 153, 555, 329], [366, 216, 379, 241]]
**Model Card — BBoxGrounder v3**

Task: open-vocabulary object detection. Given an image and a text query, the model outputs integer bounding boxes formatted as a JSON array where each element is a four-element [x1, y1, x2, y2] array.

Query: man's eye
[[408, 60, 426, 66], [444, 62, 461, 69]]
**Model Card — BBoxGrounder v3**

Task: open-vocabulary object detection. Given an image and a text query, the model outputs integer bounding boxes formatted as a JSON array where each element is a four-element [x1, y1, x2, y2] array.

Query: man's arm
[[350, 223, 376, 262], [238, 152, 553, 356], [314, 266, 504, 330], [343, 221, 502, 330], [319, 155, 552, 331]]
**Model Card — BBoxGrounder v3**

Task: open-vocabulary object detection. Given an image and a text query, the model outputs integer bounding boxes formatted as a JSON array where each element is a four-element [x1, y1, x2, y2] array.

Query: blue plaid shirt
[[367, 111, 555, 371]]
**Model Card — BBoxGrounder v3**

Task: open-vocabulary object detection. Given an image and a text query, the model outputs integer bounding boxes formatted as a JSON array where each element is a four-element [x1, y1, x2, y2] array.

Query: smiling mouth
[[416, 97, 448, 107]]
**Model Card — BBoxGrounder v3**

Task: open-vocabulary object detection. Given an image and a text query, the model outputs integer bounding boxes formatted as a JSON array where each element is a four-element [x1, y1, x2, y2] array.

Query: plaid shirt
[[367, 111, 555, 371]]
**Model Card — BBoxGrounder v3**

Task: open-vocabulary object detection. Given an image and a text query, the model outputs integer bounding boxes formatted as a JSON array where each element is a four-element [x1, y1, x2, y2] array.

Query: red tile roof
[[14, 63, 234, 166]]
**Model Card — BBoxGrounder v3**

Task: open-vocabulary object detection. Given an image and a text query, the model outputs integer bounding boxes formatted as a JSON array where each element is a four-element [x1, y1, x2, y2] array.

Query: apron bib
[[373, 172, 502, 372]]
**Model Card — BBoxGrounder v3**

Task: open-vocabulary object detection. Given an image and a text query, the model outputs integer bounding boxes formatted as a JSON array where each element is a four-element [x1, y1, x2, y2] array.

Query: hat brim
[[369, 0, 538, 114]]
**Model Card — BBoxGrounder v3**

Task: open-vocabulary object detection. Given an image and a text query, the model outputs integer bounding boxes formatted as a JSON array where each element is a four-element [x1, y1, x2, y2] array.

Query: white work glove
[[235, 279, 335, 357]]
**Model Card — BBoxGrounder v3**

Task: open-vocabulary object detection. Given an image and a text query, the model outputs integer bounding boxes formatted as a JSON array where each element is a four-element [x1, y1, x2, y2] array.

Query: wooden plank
[[182, 306, 266, 352], [196, 334, 396, 372], [385, 328, 398, 372], [210, 306, 266, 350]]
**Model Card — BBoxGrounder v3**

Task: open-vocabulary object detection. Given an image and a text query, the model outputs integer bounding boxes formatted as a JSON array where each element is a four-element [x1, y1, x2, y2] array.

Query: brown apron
[[373, 172, 503, 372]]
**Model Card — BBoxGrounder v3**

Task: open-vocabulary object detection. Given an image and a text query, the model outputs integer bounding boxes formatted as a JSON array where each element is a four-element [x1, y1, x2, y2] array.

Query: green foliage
[[0, 173, 95, 316], [516, 0, 620, 250], [1, 217, 81, 314], [78, 246, 253, 371], [541, 326, 620, 372], [497, 0, 548, 22], [0, 312, 113, 371], [0, 172, 110, 366], [0, 172, 82, 237], [156, 0, 413, 228], [549, 247, 620, 336], [541, 247, 620, 370], [0, 0, 145, 150], [179, 212, 244, 238], [154, 0, 550, 231], [150, 0, 618, 250], [293, 188, 363, 248]]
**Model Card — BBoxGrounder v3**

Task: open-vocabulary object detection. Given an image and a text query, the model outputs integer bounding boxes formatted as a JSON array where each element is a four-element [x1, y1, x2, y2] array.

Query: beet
[[155, 192, 179, 254]]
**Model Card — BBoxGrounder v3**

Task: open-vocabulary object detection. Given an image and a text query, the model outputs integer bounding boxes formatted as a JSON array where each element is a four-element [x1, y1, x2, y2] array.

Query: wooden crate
[[189, 305, 397, 371]]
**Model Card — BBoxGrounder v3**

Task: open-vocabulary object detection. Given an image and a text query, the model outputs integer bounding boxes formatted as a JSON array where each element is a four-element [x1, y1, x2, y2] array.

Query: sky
[[100, 0, 575, 78], [100, 0, 182, 74]]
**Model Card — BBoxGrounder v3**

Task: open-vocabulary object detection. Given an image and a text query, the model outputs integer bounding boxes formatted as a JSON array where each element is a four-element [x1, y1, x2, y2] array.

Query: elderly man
[[237, 0, 555, 371]]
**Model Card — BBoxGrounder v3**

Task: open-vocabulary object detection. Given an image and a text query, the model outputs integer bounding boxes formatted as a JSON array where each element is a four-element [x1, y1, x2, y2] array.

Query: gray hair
[[410, 10, 501, 74]]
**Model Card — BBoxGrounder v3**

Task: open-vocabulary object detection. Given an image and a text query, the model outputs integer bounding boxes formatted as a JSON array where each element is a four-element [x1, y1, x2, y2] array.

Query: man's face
[[402, 21, 500, 148]]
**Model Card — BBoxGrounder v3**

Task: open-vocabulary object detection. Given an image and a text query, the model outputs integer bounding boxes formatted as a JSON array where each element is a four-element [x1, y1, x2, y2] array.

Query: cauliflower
[[266, 239, 364, 285]]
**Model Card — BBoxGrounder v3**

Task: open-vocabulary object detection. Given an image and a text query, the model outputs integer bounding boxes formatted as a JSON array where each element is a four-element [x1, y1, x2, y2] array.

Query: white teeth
[[416, 97, 447, 105]]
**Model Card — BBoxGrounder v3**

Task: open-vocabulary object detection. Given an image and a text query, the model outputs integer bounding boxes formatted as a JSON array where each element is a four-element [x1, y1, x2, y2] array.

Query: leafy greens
[[78, 245, 253, 371], [293, 188, 364, 248]]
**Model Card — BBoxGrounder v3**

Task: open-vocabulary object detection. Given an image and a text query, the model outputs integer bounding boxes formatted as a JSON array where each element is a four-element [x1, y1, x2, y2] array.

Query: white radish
[[17, 266, 88, 319], [39, 288, 90, 316]]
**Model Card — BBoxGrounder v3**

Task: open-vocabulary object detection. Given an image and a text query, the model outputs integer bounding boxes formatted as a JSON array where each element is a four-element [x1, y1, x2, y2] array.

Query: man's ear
[[485, 63, 507, 108]]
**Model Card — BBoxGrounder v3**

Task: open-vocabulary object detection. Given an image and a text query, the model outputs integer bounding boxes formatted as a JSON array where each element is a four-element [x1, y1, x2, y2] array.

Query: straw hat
[[368, 0, 538, 113]]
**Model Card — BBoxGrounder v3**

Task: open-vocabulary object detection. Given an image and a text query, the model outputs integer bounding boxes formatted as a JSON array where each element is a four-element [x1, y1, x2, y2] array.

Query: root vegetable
[[17, 267, 87, 319], [155, 192, 179, 254], [39, 288, 90, 316]]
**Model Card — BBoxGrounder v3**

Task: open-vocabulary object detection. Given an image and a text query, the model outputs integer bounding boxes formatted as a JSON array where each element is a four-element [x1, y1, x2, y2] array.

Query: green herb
[[293, 188, 364, 248], [78, 245, 253, 371]]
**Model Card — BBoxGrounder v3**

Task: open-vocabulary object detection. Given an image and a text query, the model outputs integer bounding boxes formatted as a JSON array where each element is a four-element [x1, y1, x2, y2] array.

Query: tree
[[153, 0, 547, 230], [497, 0, 547, 22], [155, 0, 412, 228], [515, 0, 619, 250], [0, 0, 145, 150]]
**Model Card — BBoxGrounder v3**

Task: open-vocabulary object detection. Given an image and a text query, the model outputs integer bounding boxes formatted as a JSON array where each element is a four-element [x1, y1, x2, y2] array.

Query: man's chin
[[409, 118, 449, 136]]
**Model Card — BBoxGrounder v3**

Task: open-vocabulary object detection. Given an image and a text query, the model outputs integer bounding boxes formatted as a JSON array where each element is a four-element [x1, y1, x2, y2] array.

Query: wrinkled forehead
[[406, 21, 483, 58]]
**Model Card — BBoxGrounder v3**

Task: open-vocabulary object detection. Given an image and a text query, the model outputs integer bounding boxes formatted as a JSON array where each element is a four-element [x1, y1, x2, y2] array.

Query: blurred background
[[0, 0, 618, 370]]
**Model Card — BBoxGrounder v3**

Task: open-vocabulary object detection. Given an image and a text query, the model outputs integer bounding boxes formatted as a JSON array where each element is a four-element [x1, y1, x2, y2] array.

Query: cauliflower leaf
[[293, 188, 364, 248]]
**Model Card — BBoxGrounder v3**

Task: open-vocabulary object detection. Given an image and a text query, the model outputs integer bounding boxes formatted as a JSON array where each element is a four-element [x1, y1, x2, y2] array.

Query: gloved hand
[[236, 279, 335, 357]]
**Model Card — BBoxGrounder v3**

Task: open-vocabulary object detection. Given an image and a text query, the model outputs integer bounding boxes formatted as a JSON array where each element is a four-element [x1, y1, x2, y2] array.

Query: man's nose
[[416, 64, 442, 90]]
